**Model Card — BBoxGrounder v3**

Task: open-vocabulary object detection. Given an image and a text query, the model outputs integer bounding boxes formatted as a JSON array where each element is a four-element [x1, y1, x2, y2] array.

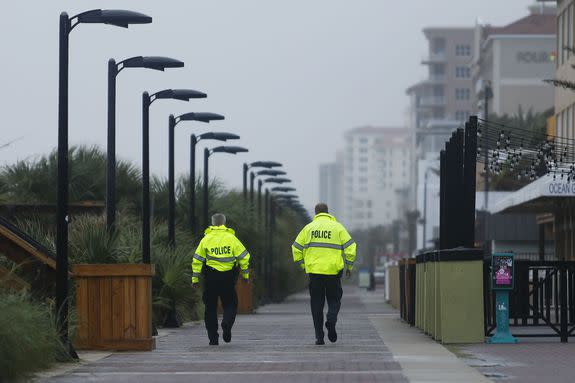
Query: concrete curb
[[370, 314, 493, 383]]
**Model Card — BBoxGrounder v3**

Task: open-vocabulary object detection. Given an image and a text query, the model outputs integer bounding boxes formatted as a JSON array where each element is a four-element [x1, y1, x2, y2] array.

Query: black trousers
[[309, 272, 343, 340], [202, 267, 238, 341]]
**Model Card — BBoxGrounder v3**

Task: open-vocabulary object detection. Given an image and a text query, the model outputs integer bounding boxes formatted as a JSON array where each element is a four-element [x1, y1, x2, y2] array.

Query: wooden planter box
[[218, 271, 254, 314], [72, 264, 155, 351]]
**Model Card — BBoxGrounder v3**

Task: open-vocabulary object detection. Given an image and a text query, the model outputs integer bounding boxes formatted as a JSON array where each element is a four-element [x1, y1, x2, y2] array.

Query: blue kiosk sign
[[488, 253, 518, 344]]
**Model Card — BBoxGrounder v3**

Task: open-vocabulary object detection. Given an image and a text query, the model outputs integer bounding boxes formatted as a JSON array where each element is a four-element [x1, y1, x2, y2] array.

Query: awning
[[491, 176, 575, 214]]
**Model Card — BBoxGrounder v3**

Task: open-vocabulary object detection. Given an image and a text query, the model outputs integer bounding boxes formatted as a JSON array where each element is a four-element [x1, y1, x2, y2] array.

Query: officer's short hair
[[315, 203, 328, 214], [211, 213, 226, 226]]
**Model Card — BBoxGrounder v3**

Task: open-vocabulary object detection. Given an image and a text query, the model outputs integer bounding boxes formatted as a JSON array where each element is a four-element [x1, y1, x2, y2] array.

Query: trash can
[[437, 248, 484, 344]]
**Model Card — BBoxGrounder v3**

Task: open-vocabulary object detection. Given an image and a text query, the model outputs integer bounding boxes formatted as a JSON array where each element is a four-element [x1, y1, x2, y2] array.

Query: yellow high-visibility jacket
[[192, 225, 250, 283], [292, 213, 356, 275]]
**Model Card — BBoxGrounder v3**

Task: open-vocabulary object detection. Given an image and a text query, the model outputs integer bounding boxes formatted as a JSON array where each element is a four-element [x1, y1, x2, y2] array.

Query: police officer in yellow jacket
[[292, 203, 356, 345], [192, 213, 250, 345]]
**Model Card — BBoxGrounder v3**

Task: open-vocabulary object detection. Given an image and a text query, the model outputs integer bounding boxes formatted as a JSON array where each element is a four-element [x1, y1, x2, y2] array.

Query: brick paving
[[458, 340, 575, 383], [42, 286, 408, 383]]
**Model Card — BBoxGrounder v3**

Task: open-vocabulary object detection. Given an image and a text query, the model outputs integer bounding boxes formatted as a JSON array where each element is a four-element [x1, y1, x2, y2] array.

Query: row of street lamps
[[56, 8, 308, 350]]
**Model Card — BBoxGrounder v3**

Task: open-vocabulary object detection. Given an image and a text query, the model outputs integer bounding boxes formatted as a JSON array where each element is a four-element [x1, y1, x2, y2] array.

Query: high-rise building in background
[[318, 151, 343, 219], [406, 27, 476, 249], [556, 0, 575, 143], [472, 4, 556, 117], [341, 127, 413, 231]]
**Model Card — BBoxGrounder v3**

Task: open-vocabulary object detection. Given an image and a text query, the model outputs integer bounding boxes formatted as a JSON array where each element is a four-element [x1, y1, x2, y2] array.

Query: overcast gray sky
[[0, 0, 534, 211]]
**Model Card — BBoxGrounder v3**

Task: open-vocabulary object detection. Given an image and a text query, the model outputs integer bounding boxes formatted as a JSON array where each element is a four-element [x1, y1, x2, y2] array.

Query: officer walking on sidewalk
[[192, 213, 251, 345], [292, 203, 357, 345]]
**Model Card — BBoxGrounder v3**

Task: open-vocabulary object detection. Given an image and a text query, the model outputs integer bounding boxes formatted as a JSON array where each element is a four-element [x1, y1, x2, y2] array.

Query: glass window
[[455, 44, 471, 56], [432, 37, 446, 55], [456, 67, 471, 78], [455, 88, 470, 100]]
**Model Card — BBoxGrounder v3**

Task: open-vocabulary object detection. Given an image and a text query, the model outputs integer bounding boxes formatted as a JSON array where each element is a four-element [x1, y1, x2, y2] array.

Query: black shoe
[[209, 339, 219, 346], [326, 322, 337, 343], [222, 322, 232, 343], [315, 338, 325, 345]]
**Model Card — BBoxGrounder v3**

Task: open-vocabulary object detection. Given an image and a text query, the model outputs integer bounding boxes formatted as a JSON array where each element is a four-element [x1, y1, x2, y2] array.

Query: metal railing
[[484, 259, 575, 342]]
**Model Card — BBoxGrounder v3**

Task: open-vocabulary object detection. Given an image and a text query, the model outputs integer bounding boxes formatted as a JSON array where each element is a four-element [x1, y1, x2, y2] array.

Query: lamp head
[[77, 9, 152, 28], [200, 132, 239, 141], [211, 146, 249, 155], [271, 186, 296, 192], [122, 56, 184, 71], [257, 169, 286, 177], [155, 89, 207, 101], [179, 112, 225, 122], [250, 161, 282, 168], [264, 177, 291, 184]]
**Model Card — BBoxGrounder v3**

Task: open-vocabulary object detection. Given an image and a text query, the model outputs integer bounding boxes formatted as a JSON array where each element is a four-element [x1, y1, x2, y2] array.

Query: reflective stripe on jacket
[[292, 213, 356, 275], [192, 225, 251, 283]]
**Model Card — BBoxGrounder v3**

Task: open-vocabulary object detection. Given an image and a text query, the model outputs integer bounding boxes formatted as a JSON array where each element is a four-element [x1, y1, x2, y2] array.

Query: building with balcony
[[472, 3, 556, 117], [406, 27, 476, 250], [407, 27, 477, 137]]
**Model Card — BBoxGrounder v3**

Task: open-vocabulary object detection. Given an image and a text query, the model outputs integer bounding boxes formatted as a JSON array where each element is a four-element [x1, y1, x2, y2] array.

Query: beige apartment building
[[556, 0, 575, 142], [473, 4, 556, 117]]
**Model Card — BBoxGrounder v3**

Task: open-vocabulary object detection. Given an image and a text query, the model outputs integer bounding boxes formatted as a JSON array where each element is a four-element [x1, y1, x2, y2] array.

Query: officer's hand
[[241, 277, 249, 284], [345, 269, 351, 279], [192, 282, 200, 289]]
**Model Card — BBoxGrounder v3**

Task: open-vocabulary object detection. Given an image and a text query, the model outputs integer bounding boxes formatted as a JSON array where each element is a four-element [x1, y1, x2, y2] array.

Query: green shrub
[[151, 245, 202, 325], [0, 292, 65, 382]]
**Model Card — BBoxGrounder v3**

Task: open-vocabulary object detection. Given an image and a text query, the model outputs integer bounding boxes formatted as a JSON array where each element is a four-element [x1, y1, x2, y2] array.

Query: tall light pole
[[141, 89, 206, 263], [243, 161, 282, 202], [254, 171, 287, 220], [107, 56, 183, 231], [257, 178, 291, 299], [258, 177, 291, 222], [189, 132, 239, 235], [167, 113, 225, 247], [57, 9, 151, 353], [203, 146, 248, 230]]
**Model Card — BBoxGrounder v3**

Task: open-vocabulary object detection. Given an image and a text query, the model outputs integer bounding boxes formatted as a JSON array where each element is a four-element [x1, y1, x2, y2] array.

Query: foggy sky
[[0, 0, 534, 212]]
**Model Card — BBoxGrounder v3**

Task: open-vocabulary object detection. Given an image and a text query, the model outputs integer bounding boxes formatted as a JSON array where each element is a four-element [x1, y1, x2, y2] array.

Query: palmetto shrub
[[0, 292, 65, 382]]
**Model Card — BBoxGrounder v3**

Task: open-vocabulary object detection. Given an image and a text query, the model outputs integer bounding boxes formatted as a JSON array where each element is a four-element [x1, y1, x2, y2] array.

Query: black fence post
[[463, 117, 478, 248], [453, 129, 465, 248], [560, 264, 568, 343], [439, 150, 447, 250]]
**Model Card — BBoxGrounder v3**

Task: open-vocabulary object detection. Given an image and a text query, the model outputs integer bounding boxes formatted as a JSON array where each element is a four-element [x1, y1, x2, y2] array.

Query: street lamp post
[[203, 146, 249, 230], [107, 56, 183, 232], [189, 132, 239, 235], [257, 178, 291, 300], [255, 171, 286, 220], [57, 9, 151, 353], [141, 89, 206, 264], [167, 113, 225, 247], [243, 161, 282, 201]]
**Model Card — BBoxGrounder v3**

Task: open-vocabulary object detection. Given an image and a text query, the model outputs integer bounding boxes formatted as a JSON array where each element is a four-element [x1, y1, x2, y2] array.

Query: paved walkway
[[40, 287, 484, 383]]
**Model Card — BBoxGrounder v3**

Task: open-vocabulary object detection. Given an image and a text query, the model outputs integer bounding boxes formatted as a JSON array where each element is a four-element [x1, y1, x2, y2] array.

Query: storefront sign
[[516, 51, 553, 64]]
